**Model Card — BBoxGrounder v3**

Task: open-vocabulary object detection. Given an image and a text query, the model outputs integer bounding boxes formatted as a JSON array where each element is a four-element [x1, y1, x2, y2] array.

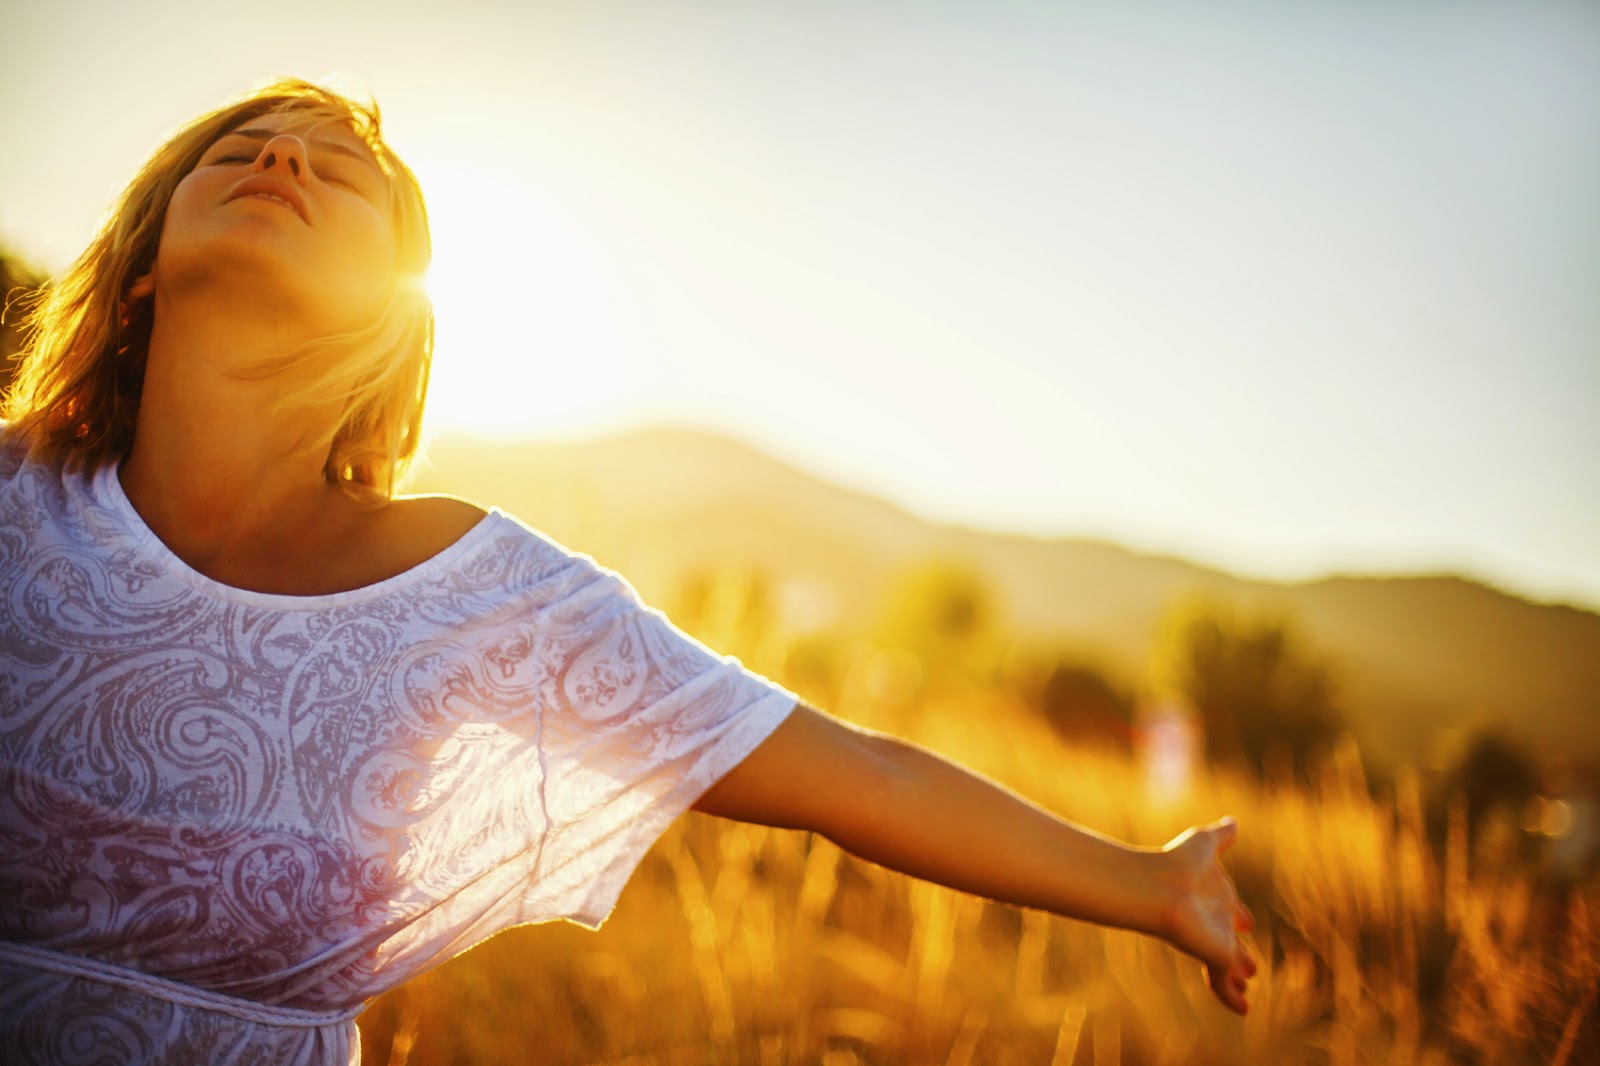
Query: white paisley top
[[0, 429, 798, 1064]]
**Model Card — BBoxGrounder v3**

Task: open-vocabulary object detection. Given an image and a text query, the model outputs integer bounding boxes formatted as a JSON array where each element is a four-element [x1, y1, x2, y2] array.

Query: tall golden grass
[[356, 575, 1599, 1065]]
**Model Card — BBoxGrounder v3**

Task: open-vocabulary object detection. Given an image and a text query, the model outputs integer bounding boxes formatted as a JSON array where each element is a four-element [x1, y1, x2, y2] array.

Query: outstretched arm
[[692, 702, 1258, 1014]]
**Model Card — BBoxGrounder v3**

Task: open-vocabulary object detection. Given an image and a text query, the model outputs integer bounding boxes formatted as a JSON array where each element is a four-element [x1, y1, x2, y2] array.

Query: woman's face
[[153, 110, 398, 337]]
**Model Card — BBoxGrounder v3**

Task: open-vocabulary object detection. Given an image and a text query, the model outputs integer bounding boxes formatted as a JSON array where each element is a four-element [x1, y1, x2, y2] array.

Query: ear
[[126, 273, 155, 301]]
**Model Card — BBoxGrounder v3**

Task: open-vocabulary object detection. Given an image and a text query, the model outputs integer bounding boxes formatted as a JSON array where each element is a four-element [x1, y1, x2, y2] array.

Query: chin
[[163, 243, 371, 333]]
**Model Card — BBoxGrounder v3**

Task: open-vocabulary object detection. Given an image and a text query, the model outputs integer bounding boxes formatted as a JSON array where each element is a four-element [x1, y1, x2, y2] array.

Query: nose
[[253, 133, 310, 184]]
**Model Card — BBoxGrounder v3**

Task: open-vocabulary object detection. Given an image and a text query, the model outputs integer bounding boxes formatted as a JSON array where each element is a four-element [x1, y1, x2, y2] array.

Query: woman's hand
[[1157, 816, 1258, 1015]]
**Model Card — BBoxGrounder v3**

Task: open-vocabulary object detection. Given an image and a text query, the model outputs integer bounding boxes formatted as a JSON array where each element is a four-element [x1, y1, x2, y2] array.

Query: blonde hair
[[0, 78, 433, 503]]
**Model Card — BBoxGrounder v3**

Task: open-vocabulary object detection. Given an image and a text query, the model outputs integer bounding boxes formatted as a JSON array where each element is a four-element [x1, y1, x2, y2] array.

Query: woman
[[0, 80, 1257, 1063]]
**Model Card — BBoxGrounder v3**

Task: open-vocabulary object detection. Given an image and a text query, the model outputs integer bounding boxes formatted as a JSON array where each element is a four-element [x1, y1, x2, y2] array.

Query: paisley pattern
[[0, 432, 797, 1064]]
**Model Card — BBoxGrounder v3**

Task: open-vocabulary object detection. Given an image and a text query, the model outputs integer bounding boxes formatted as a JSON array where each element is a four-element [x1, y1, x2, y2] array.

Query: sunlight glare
[[416, 161, 621, 436]]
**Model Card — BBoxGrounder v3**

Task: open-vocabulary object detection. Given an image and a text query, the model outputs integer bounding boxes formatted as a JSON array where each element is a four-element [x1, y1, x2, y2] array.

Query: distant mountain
[[413, 427, 1600, 771]]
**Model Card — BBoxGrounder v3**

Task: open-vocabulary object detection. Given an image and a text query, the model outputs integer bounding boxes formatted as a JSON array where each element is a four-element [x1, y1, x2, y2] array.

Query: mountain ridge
[[413, 425, 1600, 771], [430, 424, 1592, 609]]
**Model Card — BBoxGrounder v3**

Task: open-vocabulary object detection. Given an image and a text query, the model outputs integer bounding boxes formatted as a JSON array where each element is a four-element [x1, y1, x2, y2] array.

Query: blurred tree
[[1157, 600, 1344, 781], [1, 245, 47, 393], [1003, 649, 1134, 753], [1437, 726, 1541, 856], [874, 559, 1004, 688]]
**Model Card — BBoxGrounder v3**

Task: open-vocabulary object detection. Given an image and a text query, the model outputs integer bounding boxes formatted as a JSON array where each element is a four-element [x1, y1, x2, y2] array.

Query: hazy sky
[[4, 0, 1597, 608]]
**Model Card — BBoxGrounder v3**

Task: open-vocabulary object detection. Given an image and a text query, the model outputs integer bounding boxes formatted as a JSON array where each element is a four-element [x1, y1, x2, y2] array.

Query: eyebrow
[[217, 127, 385, 178]]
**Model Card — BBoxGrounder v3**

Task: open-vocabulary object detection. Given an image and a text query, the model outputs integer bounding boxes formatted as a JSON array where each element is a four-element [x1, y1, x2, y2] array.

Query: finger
[[1211, 967, 1249, 1016], [1236, 903, 1255, 932], [1224, 977, 1249, 1015], [1212, 816, 1238, 855]]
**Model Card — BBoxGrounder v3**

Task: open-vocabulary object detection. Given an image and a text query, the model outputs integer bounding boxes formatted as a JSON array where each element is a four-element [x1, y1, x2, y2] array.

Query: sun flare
[[414, 161, 620, 436]]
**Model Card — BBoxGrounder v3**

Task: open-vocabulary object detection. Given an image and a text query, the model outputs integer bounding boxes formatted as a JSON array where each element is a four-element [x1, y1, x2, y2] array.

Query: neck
[[120, 286, 360, 564]]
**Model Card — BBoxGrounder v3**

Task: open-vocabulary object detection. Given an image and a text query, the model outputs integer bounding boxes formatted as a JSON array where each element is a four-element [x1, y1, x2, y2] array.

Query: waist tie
[[0, 940, 364, 1029]]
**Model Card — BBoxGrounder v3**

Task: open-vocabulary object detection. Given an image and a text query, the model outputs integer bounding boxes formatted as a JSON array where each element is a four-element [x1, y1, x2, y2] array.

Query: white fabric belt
[[0, 940, 364, 1029]]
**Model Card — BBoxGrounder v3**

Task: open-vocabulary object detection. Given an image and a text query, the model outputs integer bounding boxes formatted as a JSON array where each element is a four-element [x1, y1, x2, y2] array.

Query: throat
[[190, 519, 379, 596], [150, 496, 486, 598], [125, 479, 378, 595]]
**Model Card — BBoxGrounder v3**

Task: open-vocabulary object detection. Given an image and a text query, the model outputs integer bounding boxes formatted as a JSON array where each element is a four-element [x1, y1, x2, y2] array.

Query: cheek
[[151, 178, 207, 268]]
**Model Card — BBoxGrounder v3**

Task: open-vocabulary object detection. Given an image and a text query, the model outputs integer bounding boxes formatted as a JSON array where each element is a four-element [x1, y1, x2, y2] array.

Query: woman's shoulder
[[376, 491, 620, 598], [389, 492, 490, 544], [364, 492, 493, 577]]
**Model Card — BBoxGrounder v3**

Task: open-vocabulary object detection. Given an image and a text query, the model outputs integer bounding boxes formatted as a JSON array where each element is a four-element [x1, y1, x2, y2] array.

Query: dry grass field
[[354, 593, 1600, 1066]]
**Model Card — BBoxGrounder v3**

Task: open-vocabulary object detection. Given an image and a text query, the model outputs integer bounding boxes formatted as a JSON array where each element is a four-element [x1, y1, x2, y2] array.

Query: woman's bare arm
[[692, 702, 1258, 1014]]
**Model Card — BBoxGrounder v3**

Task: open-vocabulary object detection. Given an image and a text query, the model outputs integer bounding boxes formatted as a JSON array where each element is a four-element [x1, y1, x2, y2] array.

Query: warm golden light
[[415, 160, 622, 435], [1523, 795, 1574, 838]]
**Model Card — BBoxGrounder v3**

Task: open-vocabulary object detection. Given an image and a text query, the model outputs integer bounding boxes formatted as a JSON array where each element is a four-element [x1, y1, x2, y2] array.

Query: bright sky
[[3, 0, 1597, 608]]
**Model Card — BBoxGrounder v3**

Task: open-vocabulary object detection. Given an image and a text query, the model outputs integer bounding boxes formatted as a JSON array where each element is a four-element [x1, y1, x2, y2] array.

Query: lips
[[225, 176, 310, 224]]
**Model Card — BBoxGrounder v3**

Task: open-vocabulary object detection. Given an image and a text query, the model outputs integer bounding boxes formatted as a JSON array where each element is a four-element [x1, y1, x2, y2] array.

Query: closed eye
[[210, 154, 354, 191], [317, 167, 379, 200]]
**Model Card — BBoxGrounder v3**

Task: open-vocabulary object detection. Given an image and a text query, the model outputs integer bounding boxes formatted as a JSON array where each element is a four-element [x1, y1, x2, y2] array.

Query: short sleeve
[[523, 561, 798, 928]]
